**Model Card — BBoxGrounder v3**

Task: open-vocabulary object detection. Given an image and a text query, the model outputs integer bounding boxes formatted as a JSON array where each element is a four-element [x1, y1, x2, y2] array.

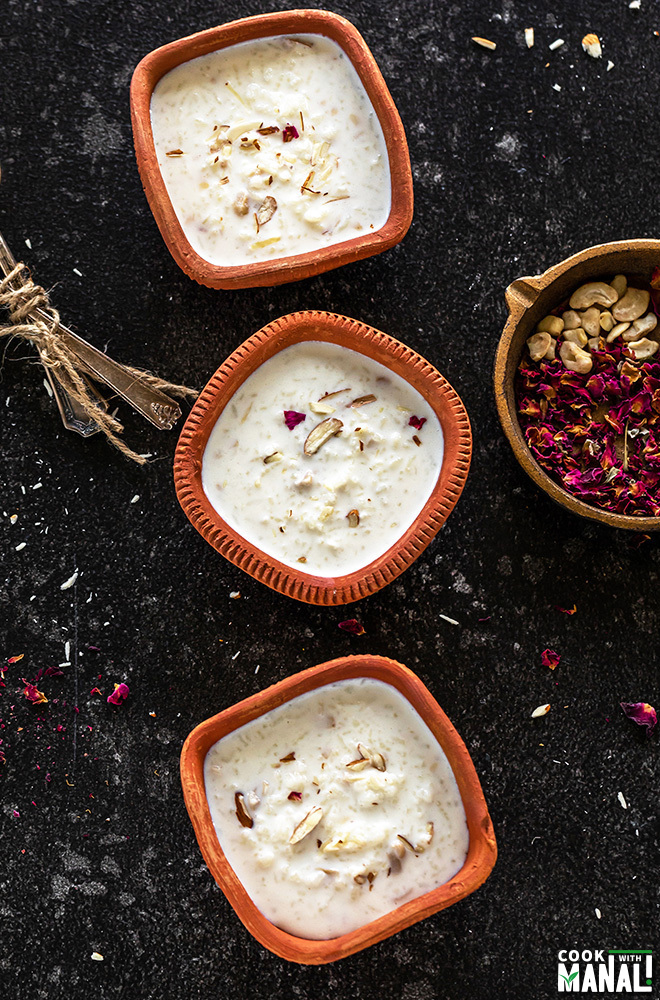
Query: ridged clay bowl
[[130, 9, 414, 289], [180, 654, 497, 964], [173, 310, 472, 605], [494, 238, 660, 530]]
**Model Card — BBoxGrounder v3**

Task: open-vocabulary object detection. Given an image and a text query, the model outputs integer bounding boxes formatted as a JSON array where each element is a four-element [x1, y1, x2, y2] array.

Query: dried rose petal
[[541, 648, 561, 670], [8, 654, 24, 664], [107, 682, 129, 706], [620, 701, 657, 736], [338, 619, 365, 636], [21, 679, 47, 704], [282, 123, 300, 142], [45, 665, 64, 677], [409, 415, 427, 430], [90, 687, 103, 697], [284, 410, 306, 431], [554, 604, 577, 615], [288, 791, 302, 801]]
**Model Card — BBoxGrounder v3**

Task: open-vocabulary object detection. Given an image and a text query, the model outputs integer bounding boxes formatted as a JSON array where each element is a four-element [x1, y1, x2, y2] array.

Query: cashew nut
[[612, 287, 650, 323], [563, 328, 588, 347], [579, 307, 601, 337], [234, 192, 249, 216], [630, 312, 658, 338], [599, 311, 614, 332], [569, 281, 618, 310], [562, 310, 582, 330], [560, 340, 593, 373], [536, 315, 564, 336], [608, 321, 630, 342], [610, 274, 627, 299], [588, 337, 601, 351], [627, 337, 659, 360], [527, 331, 552, 361], [544, 339, 556, 361]]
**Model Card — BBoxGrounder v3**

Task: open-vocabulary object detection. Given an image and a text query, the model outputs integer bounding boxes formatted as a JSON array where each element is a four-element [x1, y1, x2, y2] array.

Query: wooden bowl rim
[[180, 654, 498, 964], [173, 310, 472, 605], [494, 238, 660, 530], [129, 9, 413, 289]]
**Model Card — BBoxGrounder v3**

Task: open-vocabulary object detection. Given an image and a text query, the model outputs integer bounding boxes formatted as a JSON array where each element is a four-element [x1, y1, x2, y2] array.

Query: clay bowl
[[130, 9, 413, 290], [494, 238, 660, 531], [180, 654, 497, 964], [174, 310, 472, 605]]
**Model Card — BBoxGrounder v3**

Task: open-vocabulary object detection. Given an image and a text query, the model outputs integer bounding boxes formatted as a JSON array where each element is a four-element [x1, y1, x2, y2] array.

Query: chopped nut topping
[[235, 792, 253, 828], [301, 170, 320, 195], [318, 388, 350, 401], [234, 193, 249, 216], [350, 394, 377, 408], [346, 509, 360, 528], [165, 148, 184, 156], [263, 451, 283, 464], [255, 195, 277, 227], [289, 805, 323, 844], [358, 742, 386, 771], [304, 417, 343, 455], [412, 435, 422, 447], [396, 834, 417, 854], [256, 125, 279, 136], [472, 36, 497, 50], [279, 752, 296, 763], [310, 401, 336, 415]]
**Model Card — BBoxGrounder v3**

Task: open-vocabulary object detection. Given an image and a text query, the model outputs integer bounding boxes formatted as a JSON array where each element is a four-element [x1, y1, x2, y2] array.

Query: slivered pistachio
[[304, 417, 343, 455], [263, 451, 283, 464], [357, 742, 386, 771], [234, 792, 253, 829], [396, 834, 417, 854], [289, 805, 323, 845], [347, 509, 360, 528], [255, 195, 277, 226], [350, 394, 377, 408]]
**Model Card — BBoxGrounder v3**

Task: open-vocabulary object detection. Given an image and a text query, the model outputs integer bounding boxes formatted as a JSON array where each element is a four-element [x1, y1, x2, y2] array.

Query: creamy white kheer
[[150, 34, 391, 266], [204, 677, 469, 939], [201, 341, 444, 576]]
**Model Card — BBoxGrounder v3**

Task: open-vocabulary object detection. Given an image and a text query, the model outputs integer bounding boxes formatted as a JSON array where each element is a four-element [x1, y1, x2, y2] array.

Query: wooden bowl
[[173, 310, 472, 605], [494, 238, 660, 530], [180, 654, 497, 964], [130, 9, 413, 289]]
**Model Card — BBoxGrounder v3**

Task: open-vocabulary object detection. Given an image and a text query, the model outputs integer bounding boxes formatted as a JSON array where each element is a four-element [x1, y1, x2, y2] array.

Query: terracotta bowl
[[180, 654, 497, 964], [494, 238, 660, 531], [130, 9, 413, 289], [173, 310, 472, 605]]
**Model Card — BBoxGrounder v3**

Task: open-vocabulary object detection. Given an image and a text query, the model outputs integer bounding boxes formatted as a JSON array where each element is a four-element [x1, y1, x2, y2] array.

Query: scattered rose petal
[[409, 415, 427, 431], [338, 619, 366, 636], [282, 123, 300, 142], [288, 791, 302, 801], [8, 654, 24, 664], [21, 679, 48, 704], [541, 648, 561, 669], [107, 682, 129, 706], [45, 665, 64, 677], [620, 701, 657, 736], [284, 409, 306, 431], [554, 604, 577, 615], [531, 703, 550, 718], [90, 687, 103, 697], [13, 809, 20, 818]]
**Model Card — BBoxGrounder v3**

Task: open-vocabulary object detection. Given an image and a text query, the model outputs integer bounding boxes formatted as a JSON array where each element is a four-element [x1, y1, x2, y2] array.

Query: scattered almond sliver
[[472, 36, 496, 51], [524, 28, 534, 48], [582, 33, 603, 58], [531, 703, 551, 718]]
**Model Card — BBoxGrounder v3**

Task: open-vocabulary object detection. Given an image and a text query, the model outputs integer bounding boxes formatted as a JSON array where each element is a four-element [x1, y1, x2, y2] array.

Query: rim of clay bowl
[[494, 237, 660, 531], [130, 9, 413, 290], [180, 654, 497, 964], [173, 310, 472, 605]]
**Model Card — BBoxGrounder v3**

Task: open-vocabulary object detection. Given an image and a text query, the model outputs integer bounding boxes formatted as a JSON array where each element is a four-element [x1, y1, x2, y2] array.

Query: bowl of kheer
[[180, 654, 497, 964], [173, 310, 472, 605], [130, 9, 413, 289]]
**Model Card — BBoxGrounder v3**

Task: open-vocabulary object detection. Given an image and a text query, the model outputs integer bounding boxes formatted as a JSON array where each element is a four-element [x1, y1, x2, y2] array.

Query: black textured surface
[[1, 2, 658, 998]]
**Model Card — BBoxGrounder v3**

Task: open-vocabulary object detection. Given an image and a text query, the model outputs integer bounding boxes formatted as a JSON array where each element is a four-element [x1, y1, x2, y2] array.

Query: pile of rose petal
[[517, 334, 660, 516]]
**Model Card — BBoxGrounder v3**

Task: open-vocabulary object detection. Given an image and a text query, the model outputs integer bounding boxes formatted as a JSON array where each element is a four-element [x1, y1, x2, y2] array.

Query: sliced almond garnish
[[235, 792, 253, 829], [263, 451, 283, 464], [255, 195, 277, 226], [318, 388, 350, 401], [310, 401, 336, 415], [350, 394, 376, 408], [289, 805, 323, 845], [472, 36, 496, 50], [346, 757, 370, 770], [304, 417, 343, 456], [165, 148, 184, 156], [301, 170, 319, 194], [256, 125, 279, 136], [279, 752, 296, 763], [347, 509, 360, 528], [396, 834, 417, 854], [353, 873, 367, 885], [357, 743, 386, 771]]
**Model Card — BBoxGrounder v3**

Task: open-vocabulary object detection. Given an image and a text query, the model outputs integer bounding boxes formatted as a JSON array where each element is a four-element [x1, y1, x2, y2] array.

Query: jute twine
[[0, 263, 197, 464]]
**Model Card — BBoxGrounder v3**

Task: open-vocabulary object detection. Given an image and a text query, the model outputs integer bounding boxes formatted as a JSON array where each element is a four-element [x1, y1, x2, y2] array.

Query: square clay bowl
[[173, 310, 472, 605], [180, 654, 497, 964], [130, 9, 413, 289]]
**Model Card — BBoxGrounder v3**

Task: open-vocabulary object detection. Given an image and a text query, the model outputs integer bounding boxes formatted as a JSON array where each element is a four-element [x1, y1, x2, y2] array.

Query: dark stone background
[[1, 1, 658, 997]]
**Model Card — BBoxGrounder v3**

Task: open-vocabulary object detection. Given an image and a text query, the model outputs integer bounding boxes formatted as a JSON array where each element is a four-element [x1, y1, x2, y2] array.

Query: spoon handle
[[0, 231, 103, 436]]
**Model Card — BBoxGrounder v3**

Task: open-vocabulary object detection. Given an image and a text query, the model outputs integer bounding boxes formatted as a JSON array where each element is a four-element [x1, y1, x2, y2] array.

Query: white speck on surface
[[65, 641, 70, 660], [43, 378, 54, 398], [91, 952, 104, 961], [532, 703, 550, 718], [553, 83, 562, 91], [595, 907, 602, 919], [607, 59, 614, 71], [231, 650, 241, 661], [20, 484, 25, 493], [439, 613, 459, 625], [549, 38, 565, 50], [524, 27, 534, 48], [59, 661, 71, 668], [255, 664, 260, 674], [229, 591, 241, 599], [130, 494, 140, 504], [60, 570, 79, 591], [32, 482, 43, 490], [15, 542, 26, 551], [618, 791, 627, 810], [73, 267, 83, 277], [10, 514, 18, 524], [629, 0, 641, 8], [25, 238, 32, 249]]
